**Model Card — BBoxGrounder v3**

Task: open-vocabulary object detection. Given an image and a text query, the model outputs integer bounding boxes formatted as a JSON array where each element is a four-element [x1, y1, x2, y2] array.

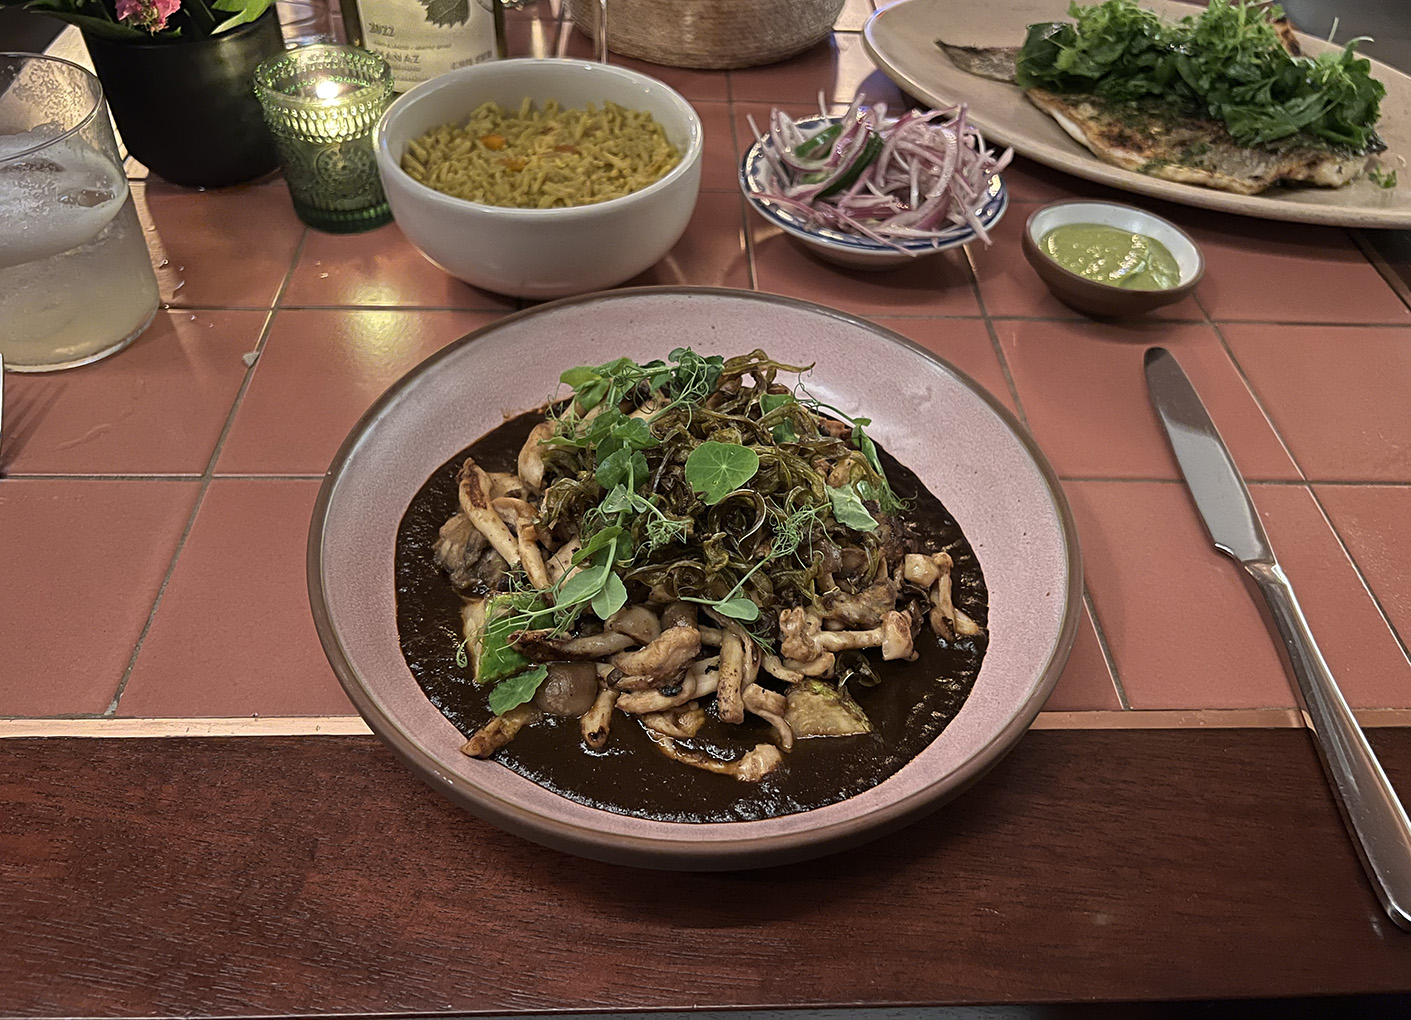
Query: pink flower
[[116, 0, 182, 32]]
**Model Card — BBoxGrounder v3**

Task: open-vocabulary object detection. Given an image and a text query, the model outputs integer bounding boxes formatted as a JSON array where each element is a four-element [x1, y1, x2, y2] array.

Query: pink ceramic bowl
[[308, 287, 1082, 870]]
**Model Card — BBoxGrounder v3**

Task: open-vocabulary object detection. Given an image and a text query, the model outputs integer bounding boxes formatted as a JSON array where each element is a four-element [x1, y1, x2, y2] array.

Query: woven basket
[[565, 0, 846, 69]]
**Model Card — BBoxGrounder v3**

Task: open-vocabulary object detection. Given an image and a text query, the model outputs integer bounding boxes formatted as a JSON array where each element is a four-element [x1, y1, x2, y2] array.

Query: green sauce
[[1040, 224, 1182, 290]]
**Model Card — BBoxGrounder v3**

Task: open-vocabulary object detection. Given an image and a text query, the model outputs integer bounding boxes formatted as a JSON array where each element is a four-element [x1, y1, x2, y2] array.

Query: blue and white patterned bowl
[[741, 114, 1008, 270]]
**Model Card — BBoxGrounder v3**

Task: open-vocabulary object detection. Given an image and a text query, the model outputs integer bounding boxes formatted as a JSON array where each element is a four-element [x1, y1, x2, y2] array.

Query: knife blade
[[1145, 346, 1411, 932]]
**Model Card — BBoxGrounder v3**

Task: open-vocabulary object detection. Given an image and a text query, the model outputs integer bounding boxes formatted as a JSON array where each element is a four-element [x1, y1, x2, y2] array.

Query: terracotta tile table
[[4, 2, 1411, 1013]]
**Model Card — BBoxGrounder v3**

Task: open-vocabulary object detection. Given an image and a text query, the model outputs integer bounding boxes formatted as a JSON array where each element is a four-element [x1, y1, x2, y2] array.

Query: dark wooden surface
[[3, 728, 1411, 1016]]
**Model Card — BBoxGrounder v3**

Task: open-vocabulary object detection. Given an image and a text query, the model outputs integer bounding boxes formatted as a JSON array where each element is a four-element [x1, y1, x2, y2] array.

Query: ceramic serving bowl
[[1021, 200, 1204, 317], [308, 287, 1083, 871], [374, 59, 703, 299], [741, 114, 1008, 270]]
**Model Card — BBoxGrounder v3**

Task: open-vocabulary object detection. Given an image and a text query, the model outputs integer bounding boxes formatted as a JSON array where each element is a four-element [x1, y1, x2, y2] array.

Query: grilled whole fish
[[1026, 88, 1378, 195], [935, 19, 1376, 196]]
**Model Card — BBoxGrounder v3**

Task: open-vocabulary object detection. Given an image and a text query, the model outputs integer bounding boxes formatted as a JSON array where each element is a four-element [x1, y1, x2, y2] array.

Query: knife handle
[[1247, 560, 1411, 931]]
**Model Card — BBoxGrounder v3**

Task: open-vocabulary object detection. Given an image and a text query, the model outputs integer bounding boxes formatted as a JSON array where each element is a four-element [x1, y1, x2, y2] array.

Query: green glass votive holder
[[253, 45, 394, 233]]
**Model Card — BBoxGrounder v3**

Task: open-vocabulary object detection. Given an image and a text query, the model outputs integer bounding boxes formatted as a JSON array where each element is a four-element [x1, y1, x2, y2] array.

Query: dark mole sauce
[[395, 412, 989, 823]]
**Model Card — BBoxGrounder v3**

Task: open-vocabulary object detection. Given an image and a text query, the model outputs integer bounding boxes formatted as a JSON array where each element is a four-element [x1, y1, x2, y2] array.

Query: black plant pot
[[83, 9, 284, 188]]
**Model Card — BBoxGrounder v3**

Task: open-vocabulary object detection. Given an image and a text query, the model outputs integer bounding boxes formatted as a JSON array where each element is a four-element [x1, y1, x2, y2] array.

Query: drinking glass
[[0, 53, 160, 373], [253, 44, 395, 233]]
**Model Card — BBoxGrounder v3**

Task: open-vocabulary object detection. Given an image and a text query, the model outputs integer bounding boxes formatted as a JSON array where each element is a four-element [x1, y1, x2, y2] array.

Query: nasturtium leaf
[[760, 393, 794, 414], [684, 441, 760, 504], [712, 597, 761, 622], [827, 483, 879, 533], [488, 665, 549, 716], [591, 570, 628, 620]]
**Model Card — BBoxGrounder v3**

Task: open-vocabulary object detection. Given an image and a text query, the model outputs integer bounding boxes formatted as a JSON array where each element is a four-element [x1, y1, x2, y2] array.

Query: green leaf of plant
[[488, 665, 548, 716], [477, 604, 535, 685], [210, 0, 273, 30], [586, 407, 627, 446], [611, 416, 659, 451], [419, 0, 470, 29], [712, 597, 761, 622], [560, 366, 600, 388], [574, 525, 622, 565], [556, 561, 608, 608], [827, 484, 879, 533], [591, 570, 628, 620], [576, 378, 611, 412], [594, 447, 635, 491], [684, 441, 760, 504], [760, 393, 800, 443], [598, 483, 636, 515]]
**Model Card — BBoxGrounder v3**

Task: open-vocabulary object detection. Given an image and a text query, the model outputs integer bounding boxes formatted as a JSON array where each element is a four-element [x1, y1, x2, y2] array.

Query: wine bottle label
[[353, 0, 496, 91]]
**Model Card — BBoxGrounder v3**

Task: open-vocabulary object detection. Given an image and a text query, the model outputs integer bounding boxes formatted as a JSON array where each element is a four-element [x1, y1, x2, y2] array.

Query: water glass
[[0, 53, 160, 373], [253, 45, 395, 233]]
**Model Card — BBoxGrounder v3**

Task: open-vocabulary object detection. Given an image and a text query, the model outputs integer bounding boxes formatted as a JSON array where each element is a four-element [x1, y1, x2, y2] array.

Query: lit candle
[[253, 46, 396, 234]]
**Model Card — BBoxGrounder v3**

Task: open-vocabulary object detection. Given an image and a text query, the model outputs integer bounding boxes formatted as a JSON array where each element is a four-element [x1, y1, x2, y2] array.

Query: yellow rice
[[400, 98, 682, 209]]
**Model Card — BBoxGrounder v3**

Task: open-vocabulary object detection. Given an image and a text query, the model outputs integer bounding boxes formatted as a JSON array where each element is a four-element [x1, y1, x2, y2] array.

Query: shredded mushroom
[[439, 349, 986, 781]]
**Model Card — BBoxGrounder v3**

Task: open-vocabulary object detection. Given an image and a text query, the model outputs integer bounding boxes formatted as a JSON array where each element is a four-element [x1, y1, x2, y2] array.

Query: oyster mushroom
[[517, 421, 556, 494], [644, 733, 783, 782], [580, 684, 619, 750], [456, 458, 520, 568], [461, 703, 539, 758], [491, 496, 550, 590], [605, 605, 661, 645], [638, 701, 707, 739], [431, 512, 488, 591], [510, 629, 636, 661], [743, 683, 793, 751], [820, 578, 899, 629], [610, 624, 701, 681], [778, 606, 914, 661], [906, 551, 982, 639], [545, 536, 581, 585]]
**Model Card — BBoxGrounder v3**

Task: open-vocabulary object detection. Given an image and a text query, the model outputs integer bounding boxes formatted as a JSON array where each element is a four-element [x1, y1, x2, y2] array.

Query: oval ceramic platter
[[863, 0, 1411, 228], [740, 113, 1010, 269], [308, 288, 1082, 870]]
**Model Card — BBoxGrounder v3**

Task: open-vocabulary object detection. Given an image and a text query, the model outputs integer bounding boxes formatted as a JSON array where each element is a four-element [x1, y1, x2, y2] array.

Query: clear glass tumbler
[[0, 53, 161, 373], [253, 44, 395, 234]]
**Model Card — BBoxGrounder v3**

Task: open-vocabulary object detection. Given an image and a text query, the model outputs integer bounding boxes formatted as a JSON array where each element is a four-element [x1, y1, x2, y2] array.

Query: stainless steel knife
[[1144, 345, 1411, 932]]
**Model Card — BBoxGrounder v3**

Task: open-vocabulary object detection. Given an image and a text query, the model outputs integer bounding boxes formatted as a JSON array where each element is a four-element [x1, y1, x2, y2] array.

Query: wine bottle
[[340, 0, 498, 92]]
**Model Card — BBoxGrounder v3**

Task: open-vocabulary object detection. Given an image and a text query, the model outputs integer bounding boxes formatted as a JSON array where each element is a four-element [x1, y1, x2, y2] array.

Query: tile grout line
[[964, 228, 1128, 710], [725, 83, 765, 293], [1201, 313, 1309, 486], [1204, 291, 1411, 692], [962, 246, 1030, 430], [1304, 483, 1411, 675], [103, 227, 311, 717], [1347, 227, 1411, 314], [1083, 589, 1131, 711]]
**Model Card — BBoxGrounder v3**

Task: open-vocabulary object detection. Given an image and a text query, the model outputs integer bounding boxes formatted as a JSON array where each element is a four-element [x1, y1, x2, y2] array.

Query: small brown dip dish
[[1022, 200, 1205, 318]]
